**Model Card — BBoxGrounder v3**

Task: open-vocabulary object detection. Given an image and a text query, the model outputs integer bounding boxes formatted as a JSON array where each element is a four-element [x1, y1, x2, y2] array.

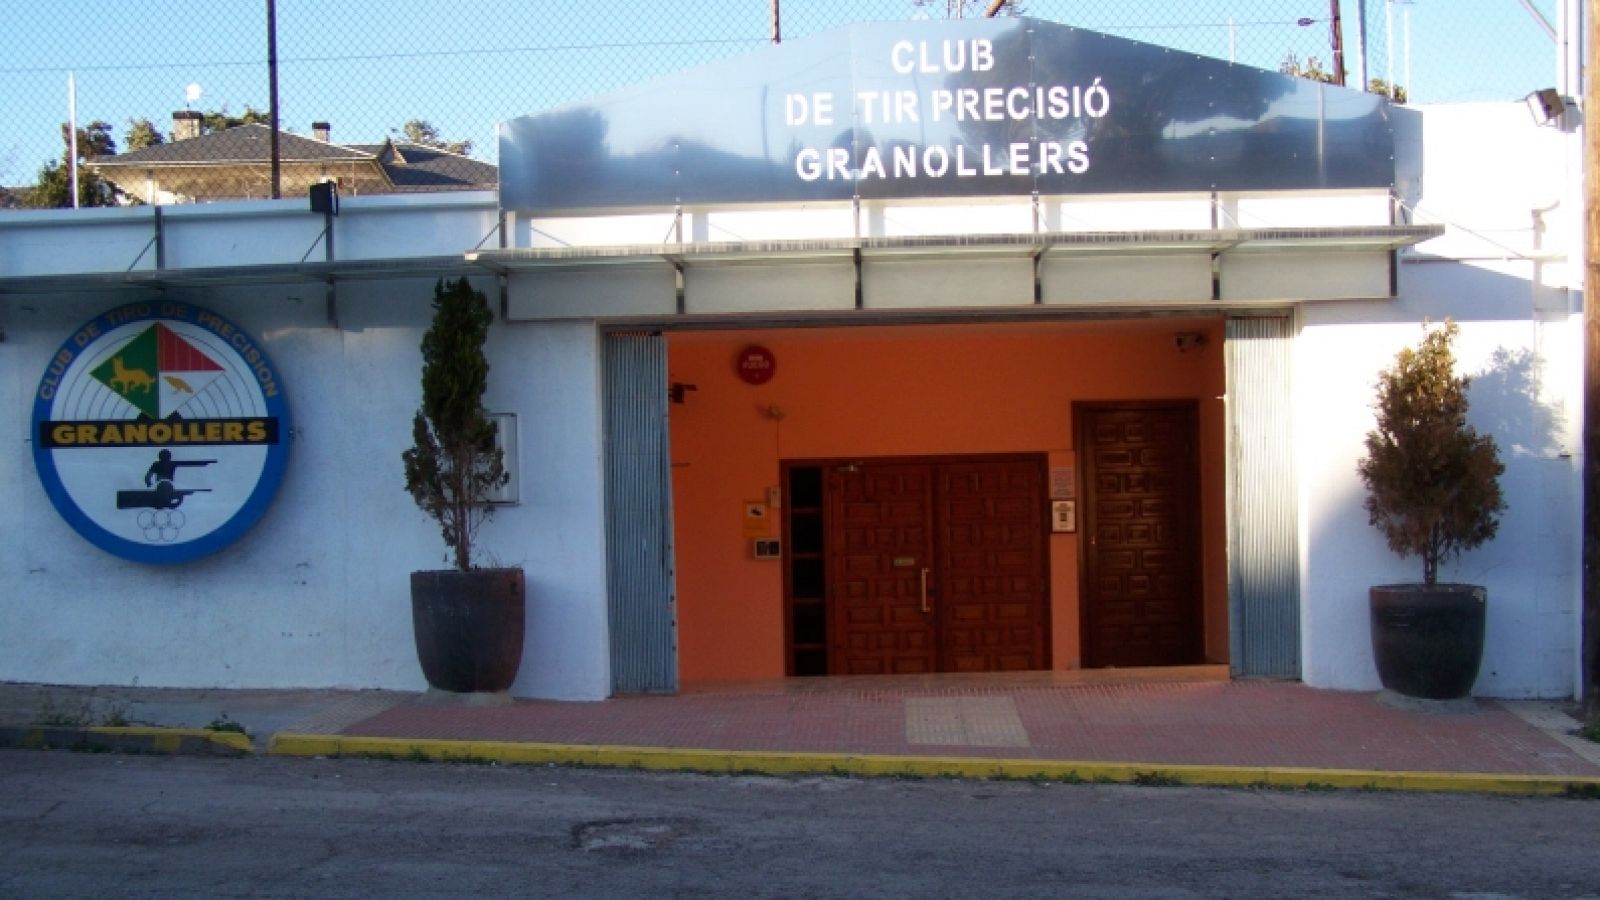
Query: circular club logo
[[32, 302, 290, 564]]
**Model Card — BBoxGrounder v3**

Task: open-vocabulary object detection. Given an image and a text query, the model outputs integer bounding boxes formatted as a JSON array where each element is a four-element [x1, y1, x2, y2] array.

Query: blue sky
[[0, 1, 1562, 186]]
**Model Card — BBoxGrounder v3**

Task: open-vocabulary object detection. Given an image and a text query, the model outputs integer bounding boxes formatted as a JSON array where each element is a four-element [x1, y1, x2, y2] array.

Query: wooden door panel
[[827, 464, 936, 675], [936, 459, 1047, 673], [1081, 405, 1202, 668]]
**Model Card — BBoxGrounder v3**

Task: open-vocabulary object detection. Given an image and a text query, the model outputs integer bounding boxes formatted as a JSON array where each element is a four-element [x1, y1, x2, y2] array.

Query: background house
[[89, 112, 497, 204]]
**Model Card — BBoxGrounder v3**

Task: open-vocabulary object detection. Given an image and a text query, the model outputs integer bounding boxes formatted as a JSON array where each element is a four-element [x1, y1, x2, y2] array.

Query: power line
[[0, 37, 760, 76], [1076, 19, 1327, 30]]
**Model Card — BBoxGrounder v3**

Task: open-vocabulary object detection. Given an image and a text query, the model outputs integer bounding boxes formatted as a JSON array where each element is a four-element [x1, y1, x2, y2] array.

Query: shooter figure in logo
[[115, 449, 215, 510]]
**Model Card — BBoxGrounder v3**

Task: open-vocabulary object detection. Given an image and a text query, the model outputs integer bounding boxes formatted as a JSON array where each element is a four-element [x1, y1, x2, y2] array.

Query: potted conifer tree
[[1357, 320, 1505, 700], [402, 277, 524, 694]]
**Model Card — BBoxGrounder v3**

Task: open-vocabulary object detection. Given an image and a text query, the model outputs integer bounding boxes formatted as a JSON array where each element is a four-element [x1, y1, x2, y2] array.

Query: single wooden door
[[1079, 404, 1203, 668]]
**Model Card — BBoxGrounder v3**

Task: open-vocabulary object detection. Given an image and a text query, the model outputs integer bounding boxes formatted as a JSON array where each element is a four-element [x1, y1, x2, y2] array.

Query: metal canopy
[[467, 225, 1443, 272], [0, 254, 479, 295], [0, 225, 1441, 298]]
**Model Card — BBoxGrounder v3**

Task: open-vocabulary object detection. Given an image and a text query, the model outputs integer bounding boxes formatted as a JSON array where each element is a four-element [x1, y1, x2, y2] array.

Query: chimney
[[312, 121, 330, 142], [172, 110, 203, 141]]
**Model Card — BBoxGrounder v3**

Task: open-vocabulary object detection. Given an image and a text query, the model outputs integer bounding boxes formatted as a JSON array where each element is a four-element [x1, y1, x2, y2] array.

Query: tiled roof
[[90, 126, 498, 194], [348, 141, 499, 191], [95, 124, 374, 166]]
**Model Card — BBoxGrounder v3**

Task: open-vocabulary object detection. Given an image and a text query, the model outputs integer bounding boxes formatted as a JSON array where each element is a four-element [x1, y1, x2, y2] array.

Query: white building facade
[[0, 19, 1584, 700]]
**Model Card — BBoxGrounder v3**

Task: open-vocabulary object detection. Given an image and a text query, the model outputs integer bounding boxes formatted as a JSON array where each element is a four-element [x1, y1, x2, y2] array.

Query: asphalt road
[[3, 751, 1599, 898]]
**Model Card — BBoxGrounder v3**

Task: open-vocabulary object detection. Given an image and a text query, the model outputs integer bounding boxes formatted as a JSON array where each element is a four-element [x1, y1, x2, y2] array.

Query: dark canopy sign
[[500, 18, 1394, 214]]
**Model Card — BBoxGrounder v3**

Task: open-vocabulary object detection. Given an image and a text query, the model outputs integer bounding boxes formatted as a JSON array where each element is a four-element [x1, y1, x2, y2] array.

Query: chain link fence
[[0, 1, 1563, 208]]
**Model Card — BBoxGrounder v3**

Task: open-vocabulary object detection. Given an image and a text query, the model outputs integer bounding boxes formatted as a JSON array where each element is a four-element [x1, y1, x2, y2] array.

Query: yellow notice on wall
[[743, 501, 772, 538]]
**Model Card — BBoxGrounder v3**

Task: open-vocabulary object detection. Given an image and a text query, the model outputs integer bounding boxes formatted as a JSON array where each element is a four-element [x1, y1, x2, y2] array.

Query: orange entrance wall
[[667, 320, 1228, 684]]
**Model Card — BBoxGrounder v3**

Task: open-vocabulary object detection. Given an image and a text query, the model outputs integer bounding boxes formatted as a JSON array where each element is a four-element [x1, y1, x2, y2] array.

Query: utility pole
[[1329, 0, 1348, 85], [67, 73, 79, 209], [1584, 0, 1598, 719], [1353, 0, 1369, 92], [267, 0, 281, 200]]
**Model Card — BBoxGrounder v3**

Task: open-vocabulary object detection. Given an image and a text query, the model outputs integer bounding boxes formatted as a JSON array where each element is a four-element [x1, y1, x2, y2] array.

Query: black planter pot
[[410, 568, 526, 694], [1368, 583, 1486, 701]]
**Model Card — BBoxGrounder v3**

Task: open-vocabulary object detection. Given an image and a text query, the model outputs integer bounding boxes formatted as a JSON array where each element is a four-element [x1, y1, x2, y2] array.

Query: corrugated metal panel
[[603, 332, 678, 694], [1225, 316, 1302, 679]]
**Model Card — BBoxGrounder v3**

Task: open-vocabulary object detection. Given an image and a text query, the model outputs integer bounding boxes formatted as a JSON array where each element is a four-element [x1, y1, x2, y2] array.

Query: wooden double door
[[825, 456, 1048, 675]]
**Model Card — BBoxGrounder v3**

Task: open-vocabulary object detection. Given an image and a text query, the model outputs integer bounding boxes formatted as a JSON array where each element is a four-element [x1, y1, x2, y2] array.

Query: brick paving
[[337, 677, 1600, 777]]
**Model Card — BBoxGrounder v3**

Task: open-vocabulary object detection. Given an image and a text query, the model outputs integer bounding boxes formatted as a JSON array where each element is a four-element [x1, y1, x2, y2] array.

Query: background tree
[[914, 0, 1025, 16], [124, 117, 166, 152], [1281, 53, 1407, 103], [393, 119, 473, 156], [200, 106, 269, 135], [67, 120, 115, 158], [1279, 53, 1339, 84], [1367, 78, 1408, 103], [23, 120, 120, 209]]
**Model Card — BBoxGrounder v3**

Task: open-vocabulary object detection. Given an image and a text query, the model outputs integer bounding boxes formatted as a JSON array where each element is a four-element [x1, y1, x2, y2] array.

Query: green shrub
[[401, 278, 508, 571], [1357, 321, 1505, 585]]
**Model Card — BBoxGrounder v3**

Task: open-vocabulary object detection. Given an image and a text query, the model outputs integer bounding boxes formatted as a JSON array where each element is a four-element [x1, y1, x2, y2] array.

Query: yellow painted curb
[[86, 726, 255, 754], [1, 725, 253, 755], [266, 733, 1600, 797]]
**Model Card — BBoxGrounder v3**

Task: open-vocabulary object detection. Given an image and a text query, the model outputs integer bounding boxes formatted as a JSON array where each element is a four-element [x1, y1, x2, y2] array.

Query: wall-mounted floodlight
[[1525, 88, 1566, 126]]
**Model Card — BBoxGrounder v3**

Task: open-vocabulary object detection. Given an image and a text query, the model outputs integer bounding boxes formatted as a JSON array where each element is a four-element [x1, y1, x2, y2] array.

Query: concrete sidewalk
[[3, 674, 1599, 794]]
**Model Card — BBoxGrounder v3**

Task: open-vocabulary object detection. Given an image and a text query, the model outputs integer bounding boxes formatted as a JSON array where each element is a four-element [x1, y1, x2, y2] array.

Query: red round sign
[[735, 345, 776, 385]]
